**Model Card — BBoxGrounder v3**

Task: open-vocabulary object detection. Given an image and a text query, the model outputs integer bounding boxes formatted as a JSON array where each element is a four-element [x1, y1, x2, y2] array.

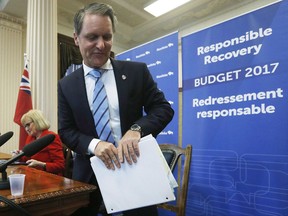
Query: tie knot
[[89, 69, 101, 78]]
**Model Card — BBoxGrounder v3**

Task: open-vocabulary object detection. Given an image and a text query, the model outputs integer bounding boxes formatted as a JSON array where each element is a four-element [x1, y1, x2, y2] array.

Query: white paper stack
[[90, 134, 177, 214]]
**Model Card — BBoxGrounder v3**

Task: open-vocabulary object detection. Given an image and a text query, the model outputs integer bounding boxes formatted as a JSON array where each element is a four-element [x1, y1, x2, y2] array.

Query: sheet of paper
[[90, 134, 176, 214]]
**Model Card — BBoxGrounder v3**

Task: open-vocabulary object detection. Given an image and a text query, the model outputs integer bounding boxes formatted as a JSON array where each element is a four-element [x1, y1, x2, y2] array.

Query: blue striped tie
[[89, 69, 113, 143]]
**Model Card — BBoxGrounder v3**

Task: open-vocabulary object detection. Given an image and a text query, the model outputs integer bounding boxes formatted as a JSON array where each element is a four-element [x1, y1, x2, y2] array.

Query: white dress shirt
[[83, 59, 121, 154]]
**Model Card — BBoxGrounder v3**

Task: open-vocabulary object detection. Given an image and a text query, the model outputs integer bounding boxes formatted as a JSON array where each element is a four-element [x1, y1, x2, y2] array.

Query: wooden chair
[[158, 144, 192, 216]]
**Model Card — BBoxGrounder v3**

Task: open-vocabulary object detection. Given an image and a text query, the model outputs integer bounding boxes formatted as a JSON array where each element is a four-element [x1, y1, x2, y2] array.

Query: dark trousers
[[122, 205, 158, 216], [71, 176, 158, 216], [71, 195, 158, 216]]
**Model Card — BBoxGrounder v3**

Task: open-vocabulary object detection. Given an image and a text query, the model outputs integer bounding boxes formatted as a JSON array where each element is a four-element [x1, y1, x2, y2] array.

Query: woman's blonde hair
[[21, 109, 50, 131]]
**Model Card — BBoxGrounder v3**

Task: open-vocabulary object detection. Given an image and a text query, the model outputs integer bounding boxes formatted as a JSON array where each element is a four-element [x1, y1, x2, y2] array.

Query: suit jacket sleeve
[[58, 67, 96, 155]]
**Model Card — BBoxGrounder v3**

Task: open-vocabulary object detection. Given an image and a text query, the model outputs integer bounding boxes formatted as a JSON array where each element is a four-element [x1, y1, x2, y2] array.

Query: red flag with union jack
[[14, 61, 33, 149]]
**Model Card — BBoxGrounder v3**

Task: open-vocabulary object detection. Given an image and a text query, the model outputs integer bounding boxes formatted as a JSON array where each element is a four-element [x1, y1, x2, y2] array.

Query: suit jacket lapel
[[111, 59, 128, 134]]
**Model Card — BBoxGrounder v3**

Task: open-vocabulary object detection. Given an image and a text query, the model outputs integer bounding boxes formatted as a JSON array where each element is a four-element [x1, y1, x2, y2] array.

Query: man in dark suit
[[58, 2, 174, 216]]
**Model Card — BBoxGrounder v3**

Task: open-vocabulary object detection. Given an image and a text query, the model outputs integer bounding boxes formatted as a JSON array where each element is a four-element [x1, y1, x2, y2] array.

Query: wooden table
[[0, 165, 97, 216]]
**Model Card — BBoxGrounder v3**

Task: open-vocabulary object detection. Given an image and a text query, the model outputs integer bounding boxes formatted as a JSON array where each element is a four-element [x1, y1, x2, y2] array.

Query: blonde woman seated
[[13, 109, 65, 176]]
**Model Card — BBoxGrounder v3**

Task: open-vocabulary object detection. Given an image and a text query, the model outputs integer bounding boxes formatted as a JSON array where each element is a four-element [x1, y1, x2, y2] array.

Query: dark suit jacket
[[58, 58, 174, 183]]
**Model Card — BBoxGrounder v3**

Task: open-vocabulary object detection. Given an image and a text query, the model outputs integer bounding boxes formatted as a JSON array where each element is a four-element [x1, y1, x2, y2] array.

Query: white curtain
[[0, 14, 25, 154]]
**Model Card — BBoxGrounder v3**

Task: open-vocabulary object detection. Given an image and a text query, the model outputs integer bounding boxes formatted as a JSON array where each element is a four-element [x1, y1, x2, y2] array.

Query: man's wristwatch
[[130, 124, 142, 136]]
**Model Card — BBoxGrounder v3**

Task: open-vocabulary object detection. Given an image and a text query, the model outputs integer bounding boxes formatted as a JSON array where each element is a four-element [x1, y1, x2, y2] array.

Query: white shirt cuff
[[88, 138, 101, 154]]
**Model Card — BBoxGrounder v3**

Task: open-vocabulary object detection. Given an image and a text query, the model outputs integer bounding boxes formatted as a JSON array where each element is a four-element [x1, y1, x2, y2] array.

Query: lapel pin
[[122, 75, 127, 80]]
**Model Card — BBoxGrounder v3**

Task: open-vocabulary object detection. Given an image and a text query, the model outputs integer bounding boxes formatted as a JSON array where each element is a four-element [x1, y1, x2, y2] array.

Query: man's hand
[[94, 141, 121, 170], [118, 130, 141, 165]]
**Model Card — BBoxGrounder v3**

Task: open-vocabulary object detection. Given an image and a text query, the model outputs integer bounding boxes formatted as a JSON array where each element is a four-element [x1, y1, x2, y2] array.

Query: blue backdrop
[[182, 1, 288, 215], [116, 32, 178, 145]]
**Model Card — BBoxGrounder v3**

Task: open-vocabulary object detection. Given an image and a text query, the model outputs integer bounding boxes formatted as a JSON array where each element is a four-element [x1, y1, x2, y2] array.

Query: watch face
[[131, 124, 141, 131]]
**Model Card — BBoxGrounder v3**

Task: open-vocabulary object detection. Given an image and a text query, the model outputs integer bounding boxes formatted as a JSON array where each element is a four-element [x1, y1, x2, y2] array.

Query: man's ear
[[74, 32, 79, 46]]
